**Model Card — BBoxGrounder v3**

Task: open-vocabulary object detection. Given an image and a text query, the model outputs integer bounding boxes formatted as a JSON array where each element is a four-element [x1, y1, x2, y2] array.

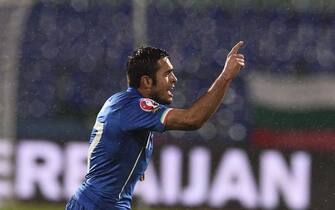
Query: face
[[151, 57, 177, 105]]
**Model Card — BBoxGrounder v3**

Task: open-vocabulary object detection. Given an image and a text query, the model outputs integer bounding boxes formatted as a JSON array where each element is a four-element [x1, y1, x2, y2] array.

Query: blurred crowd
[[17, 1, 335, 142]]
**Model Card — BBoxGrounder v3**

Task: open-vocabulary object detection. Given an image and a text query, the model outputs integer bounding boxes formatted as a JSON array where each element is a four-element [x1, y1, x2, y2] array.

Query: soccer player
[[66, 41, 245, 210]]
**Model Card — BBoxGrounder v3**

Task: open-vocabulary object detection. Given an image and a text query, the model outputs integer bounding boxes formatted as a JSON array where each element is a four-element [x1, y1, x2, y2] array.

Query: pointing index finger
[[229, 41, 244, 55]]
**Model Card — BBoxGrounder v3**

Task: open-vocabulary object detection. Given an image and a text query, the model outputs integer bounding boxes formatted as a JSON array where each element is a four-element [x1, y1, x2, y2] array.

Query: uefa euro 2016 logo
[[139, 98, 159, 112]]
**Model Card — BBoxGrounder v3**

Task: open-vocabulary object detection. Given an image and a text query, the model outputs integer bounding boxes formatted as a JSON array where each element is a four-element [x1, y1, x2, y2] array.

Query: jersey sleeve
[[121, 98, 172, 132]]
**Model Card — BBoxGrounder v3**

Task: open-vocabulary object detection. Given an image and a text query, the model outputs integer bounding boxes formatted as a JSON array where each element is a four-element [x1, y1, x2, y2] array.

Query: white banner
[[0, 140, 311, 210]]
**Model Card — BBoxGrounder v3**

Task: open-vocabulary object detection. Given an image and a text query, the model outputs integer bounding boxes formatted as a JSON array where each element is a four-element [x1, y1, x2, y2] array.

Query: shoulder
[[107, 91, 134, 106], [122, 97, 167, 117]]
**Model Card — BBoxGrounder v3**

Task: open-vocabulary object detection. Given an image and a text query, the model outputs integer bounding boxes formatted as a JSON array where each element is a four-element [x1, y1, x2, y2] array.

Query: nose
[[171, 72, 178, 83]]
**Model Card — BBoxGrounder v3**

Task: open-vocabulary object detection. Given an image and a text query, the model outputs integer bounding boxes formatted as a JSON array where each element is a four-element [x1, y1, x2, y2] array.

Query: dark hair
[[126, 46, 169, 88]]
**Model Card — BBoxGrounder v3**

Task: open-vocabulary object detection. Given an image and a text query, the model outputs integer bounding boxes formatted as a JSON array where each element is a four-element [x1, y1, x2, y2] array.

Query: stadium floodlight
[[132, 0, 148, 49]]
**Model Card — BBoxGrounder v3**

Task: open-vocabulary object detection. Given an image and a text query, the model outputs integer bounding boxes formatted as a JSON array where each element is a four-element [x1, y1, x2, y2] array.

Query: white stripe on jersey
[[160, 108, 172, 125], [87, 121, 104, 172]]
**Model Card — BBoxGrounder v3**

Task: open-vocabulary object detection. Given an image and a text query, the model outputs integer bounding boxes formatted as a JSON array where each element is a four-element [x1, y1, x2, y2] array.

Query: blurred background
[[0, 0, 335, 209]]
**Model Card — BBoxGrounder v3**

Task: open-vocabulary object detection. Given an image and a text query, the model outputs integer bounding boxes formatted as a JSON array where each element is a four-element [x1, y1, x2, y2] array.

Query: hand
[[221, 41, 245, 80]]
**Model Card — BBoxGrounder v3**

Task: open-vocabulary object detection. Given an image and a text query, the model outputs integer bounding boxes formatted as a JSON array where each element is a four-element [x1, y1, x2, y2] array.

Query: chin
[[160, 99, 172, 105], [158, 97, 172, 105], [153, 92, 173, 105]]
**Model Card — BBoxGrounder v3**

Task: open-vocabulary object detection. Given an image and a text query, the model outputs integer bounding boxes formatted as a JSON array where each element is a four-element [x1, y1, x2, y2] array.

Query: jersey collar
[[127, 87, 143, 98]]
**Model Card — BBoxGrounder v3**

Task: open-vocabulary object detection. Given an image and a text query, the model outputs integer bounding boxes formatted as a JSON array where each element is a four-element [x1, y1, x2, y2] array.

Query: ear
[[140, 75, 153, 89]]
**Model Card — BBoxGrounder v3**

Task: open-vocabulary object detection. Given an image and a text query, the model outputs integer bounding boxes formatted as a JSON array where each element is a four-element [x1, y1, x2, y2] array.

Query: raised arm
[[165, 41, 245, 130]]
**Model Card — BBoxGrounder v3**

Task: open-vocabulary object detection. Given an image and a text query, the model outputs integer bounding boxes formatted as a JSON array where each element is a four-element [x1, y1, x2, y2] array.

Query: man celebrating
[[66, 41, 245, 210]]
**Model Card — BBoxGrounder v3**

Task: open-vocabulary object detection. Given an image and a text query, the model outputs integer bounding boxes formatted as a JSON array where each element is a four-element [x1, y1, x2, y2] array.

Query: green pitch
[[0, 202, 65, 210]]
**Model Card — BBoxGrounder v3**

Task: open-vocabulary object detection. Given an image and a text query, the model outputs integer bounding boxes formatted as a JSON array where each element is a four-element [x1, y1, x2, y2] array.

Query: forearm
[[186, 73, 232, 127]]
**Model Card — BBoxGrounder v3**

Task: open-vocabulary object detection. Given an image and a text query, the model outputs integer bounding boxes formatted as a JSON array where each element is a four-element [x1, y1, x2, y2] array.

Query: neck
[[137, 87, 151, 98]]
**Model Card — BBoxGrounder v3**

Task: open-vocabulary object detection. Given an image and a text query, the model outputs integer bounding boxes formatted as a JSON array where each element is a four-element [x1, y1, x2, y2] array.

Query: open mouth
[[168, 86, 175, 97]]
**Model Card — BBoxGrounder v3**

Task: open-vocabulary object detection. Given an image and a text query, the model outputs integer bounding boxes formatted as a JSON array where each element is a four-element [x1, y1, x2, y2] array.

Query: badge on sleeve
[[140, 98, 159, 112]]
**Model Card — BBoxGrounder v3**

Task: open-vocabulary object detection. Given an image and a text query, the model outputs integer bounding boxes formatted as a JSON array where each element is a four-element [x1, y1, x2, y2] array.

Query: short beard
[[150, 89, 171, 105]]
